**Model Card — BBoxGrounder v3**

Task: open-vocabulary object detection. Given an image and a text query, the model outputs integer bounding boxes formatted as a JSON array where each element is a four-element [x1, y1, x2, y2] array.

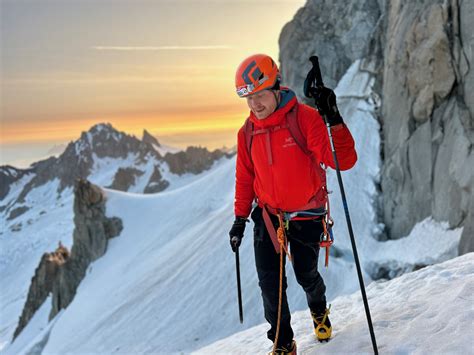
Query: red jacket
[[234, 90, 357, 218]]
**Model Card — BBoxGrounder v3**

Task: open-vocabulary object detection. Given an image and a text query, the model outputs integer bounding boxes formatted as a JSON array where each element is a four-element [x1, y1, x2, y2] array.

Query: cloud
[[92, 45, 232, 51]]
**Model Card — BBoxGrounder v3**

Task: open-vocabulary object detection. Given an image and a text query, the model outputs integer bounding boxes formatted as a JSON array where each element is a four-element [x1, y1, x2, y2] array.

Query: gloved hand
[[229, 217, 248, 252], [312, 86, 344, 126]]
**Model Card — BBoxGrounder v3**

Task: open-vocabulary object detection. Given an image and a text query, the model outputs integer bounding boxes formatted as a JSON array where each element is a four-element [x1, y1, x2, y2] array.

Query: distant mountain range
[[0, 123, 233, 226]]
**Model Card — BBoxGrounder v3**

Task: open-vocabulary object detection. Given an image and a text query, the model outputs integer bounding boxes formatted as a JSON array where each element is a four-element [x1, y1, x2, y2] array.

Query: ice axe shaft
[[234, 245, 244, 323], [305, 56, 379, 355]]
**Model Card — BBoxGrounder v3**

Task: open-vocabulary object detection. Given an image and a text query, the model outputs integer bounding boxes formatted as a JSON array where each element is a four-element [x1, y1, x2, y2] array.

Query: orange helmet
[[235, 54, 281, 98]]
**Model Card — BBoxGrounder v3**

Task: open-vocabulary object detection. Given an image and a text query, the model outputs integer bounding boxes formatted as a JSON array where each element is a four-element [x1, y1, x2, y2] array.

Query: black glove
[[313, 86, 344, 126], [229, 217, 248, 252]]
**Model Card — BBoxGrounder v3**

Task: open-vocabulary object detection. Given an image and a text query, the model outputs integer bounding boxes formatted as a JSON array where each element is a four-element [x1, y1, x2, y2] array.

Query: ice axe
[[232, 237, 244, 323], [304, 56, 379, 355]]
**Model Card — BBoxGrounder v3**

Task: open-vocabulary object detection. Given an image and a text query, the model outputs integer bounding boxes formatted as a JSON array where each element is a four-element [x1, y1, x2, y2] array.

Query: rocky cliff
[[380, 0, 473, 252], [280, 0, 473, 251], [13, 179, 122, 339], [279, 0, 382, 97], [163, 146, 229, 175], [12, 244, 69, 340]]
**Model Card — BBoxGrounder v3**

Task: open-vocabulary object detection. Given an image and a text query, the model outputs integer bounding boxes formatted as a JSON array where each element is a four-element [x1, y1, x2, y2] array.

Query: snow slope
[[0, 148, 225, 349], [196, 252, 474, 354], [2, 60, 464, 353], [0, 180, 75, 351]]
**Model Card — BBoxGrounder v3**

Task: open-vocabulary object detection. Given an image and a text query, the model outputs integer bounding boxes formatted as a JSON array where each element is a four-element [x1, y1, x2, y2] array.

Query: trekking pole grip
[[309, 56, 324, 88]]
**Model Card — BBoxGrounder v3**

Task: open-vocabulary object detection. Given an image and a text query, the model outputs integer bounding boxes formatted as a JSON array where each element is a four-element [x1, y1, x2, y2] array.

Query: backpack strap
[[286, 104, 312, 156], [286, 105, 331, 230], [244, 105, 301, 158], [243, 117, 254, 157], [244, 104, 315, 164]]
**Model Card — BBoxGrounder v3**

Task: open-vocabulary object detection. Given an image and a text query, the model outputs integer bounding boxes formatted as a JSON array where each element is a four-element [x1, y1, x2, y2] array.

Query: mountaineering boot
[[311, 305, 332, 342], [269, 340, 297, 355]]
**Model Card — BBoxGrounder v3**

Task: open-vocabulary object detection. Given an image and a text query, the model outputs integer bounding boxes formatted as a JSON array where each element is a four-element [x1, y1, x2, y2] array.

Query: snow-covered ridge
[[195, 252, 474, 354]]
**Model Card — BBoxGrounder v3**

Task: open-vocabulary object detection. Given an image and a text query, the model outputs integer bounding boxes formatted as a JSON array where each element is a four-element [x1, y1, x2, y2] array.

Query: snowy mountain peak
[[73, 122, 131, 157], [1, 121, 230, 214], [89, 122, 125, 141], [89, 122, 114, 133]]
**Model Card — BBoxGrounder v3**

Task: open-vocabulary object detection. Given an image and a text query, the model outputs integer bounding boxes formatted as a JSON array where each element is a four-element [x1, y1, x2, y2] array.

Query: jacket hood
[[249, 87, 297, 128]]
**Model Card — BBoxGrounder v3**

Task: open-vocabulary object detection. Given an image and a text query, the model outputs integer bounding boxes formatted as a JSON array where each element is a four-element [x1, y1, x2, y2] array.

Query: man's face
[[246, 90, 279, 120]]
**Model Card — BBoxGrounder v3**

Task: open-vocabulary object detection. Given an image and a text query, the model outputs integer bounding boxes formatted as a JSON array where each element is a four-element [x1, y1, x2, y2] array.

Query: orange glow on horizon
[[1, 0, 306, 164], [0, 109, 250, 145]]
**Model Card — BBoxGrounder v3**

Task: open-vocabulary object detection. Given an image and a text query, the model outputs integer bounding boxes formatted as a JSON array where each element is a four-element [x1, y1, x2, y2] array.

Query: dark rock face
[[0, 166, 34, 200], [50, 179, 122, 318], [459, 196, 474, 254], [144, 166, 170, 194], [142, 129, 161, 148], [55, 141, 94, 193], [279, 0, 381, 96], [280, 0, 473, 250], [380, 0, 473, 241], [14, 156, 61, 205], [368, 260, 428, 280], [108, 167, 144, 191], [7, 206, 30, 220], [164, 147, 226, 175], [13, 179, 122, 340], [10, 222, 22, 232], [13, 244, 70, 339], [10, 138, 92, 205]]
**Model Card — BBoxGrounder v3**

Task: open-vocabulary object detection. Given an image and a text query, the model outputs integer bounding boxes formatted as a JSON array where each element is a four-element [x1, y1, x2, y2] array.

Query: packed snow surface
[[196, 253, 474, 354]]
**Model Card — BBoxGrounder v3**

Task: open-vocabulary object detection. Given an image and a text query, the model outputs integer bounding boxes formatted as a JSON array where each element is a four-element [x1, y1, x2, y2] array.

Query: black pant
[[251, 206, 327, 346]]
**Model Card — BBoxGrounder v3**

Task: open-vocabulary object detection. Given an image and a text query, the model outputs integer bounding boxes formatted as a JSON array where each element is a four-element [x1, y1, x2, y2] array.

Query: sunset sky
[[1, 0, 305, 167]]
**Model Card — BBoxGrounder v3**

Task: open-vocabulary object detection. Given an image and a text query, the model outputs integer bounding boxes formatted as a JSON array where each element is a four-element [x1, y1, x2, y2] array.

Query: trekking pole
[[304, 56, 379, 355], [232, 237, 244, 323]]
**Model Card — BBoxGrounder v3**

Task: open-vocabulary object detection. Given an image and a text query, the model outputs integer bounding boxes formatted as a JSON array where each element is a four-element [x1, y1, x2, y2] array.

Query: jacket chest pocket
[[251, 128, 298, 167]]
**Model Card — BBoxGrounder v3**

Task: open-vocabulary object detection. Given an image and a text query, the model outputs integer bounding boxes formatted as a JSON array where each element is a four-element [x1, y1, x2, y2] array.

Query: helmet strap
[[271, 90, 281, 113], [271, 78, 281, 91]]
